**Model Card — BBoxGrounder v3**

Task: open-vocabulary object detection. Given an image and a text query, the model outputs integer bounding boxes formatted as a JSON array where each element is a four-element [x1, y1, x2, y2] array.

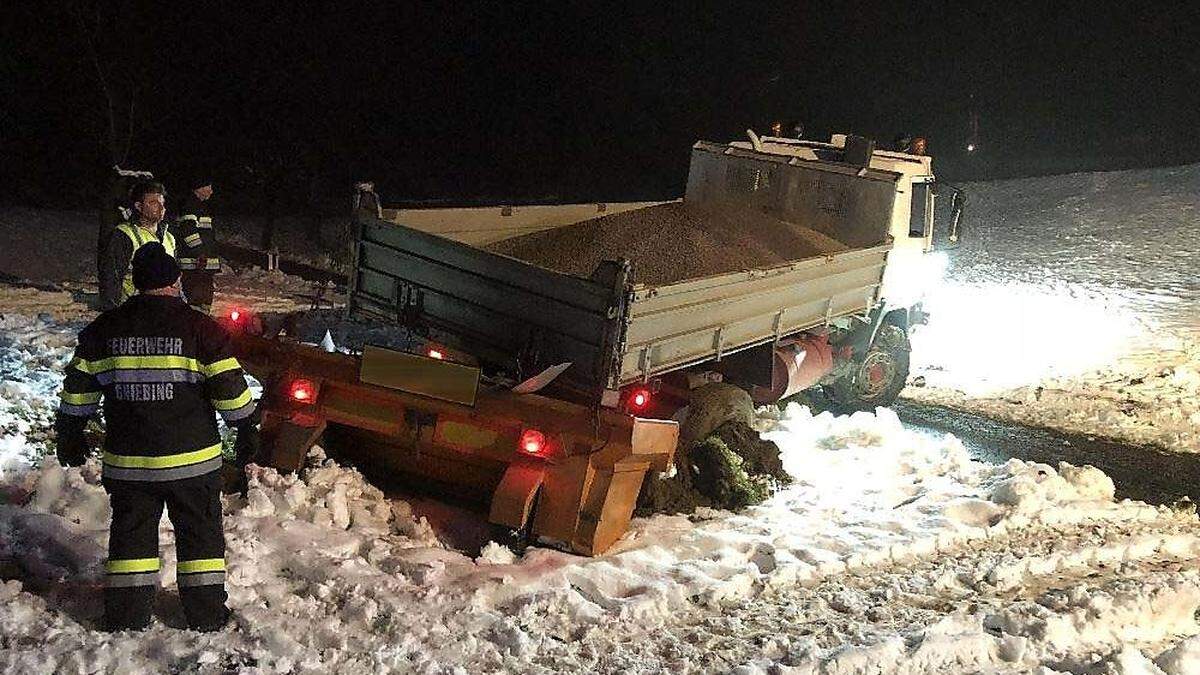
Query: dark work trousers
[[103, 472, 229, 631], [181, 271, 216, 314]]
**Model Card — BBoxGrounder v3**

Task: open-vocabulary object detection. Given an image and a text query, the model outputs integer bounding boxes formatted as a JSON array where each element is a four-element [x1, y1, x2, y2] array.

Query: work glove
[[223, 419, 261, 496], [221, 461, 250, 497], [54, 414, 90, 467], [234, 427, 261, 469]]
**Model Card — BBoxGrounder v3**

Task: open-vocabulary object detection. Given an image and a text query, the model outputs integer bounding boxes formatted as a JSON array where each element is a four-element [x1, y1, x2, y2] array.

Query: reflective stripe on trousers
[[177, 558, 225, 588], [105, 557, 161, 588], [102, 443, 223, 482]]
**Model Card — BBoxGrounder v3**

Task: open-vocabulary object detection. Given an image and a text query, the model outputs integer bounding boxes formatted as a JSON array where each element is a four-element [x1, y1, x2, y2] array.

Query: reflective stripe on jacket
[[115, 223, 177, 303], [176, 195, 219, 271], [56, 295, 255, 482]]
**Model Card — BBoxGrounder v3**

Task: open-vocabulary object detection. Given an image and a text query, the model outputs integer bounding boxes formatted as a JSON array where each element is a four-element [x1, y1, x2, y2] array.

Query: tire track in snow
[[553, 513, 1200, 674]]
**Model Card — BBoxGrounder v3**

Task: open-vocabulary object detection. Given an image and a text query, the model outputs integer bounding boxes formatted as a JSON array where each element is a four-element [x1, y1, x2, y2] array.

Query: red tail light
[[519, 429, 546, 456], [629, 388, 651, 411], [428, 349, 444, 360], [289, 378, 316, 404], [229, 308, 242, 322]]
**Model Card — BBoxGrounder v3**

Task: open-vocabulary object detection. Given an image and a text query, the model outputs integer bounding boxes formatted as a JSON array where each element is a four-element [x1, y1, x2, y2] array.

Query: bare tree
[[66, 1, 139, 165]]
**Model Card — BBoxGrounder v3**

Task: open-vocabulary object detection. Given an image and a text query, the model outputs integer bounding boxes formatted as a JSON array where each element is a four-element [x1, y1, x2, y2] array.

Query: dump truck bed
[[620, 244, 889, 384], [484, 201, 853, 286], [348, 141, 899, 403], [382, 200, 670, 246]]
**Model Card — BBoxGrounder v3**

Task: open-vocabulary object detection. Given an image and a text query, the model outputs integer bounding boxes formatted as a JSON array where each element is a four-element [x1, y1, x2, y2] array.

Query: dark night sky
[[2, 1, 1198, 210]]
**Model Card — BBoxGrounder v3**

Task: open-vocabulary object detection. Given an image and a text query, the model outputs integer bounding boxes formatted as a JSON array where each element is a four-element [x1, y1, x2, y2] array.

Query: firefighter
[[175, 177, 220, 314], [98, 180, 177, 311], [351, 181, 382, 223], [97, 166, 154, 283], [55, 242, 259, 632]]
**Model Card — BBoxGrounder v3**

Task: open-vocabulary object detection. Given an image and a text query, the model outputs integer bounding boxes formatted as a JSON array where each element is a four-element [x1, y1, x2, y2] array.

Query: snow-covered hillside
[[909, 163, 1200, 451]]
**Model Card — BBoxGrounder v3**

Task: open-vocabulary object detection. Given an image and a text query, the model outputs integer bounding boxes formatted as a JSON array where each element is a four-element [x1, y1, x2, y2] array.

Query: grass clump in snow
[[689, 435, 773, 509]]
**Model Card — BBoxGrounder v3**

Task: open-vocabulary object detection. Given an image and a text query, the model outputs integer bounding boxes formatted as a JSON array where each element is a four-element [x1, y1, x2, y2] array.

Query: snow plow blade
[[234, 333, 678, 556], [491, 416, 679, 555]]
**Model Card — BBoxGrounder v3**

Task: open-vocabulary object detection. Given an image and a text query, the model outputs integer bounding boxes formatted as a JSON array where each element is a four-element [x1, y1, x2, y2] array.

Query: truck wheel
[[825, 325, 911, 411]]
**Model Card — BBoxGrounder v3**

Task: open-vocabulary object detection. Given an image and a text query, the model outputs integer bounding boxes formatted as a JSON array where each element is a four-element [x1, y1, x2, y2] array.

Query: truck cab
[[740, 133, 963, 309]]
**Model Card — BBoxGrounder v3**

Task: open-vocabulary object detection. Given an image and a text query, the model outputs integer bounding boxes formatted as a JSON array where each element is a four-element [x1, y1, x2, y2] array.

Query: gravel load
[[485, 201, 850, 286]]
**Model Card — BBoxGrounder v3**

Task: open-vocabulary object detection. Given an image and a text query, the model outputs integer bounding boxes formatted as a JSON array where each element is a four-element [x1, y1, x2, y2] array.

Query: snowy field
[[908, 163, 1200, 452], [3, 164, 1200, 673], [4, 289, 1200, 673]]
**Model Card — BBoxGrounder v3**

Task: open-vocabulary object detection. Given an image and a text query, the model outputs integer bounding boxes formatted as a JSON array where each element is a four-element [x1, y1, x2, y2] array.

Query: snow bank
[[910, 345, 1200, 452], [4, 396, 1200, 672], [0, 313, 79, 476]]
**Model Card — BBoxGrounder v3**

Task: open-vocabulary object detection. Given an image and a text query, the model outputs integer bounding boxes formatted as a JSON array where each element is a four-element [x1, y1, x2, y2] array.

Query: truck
[[227, 133, 961, 556]]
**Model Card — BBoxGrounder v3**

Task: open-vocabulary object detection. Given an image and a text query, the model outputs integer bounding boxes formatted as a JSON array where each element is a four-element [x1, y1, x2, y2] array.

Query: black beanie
[[132, 242, 181, 291]]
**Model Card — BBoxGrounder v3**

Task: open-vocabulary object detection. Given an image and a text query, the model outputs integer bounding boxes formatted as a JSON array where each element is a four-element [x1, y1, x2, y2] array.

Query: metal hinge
[[393, 280, 422, 325], [640, 344, 653, 383]]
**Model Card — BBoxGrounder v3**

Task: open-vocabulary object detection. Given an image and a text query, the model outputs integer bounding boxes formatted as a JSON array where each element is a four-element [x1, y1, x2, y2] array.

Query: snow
[[4, 300, 1200, 673], [0, 207, 98, 285], [908, 163, 1200, 452], [3, 166, 1200, 671]]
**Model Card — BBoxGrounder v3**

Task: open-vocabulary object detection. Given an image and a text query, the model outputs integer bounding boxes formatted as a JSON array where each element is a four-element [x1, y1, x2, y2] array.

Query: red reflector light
[[428, 349, 444, 360], [289, 379, 316, 403], [519, 429, 546, 456]]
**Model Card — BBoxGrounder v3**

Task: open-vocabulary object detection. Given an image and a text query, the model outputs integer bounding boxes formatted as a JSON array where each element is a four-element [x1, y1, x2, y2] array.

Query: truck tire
[[825, 325, 910, 411], [678, 383, 754, 448]]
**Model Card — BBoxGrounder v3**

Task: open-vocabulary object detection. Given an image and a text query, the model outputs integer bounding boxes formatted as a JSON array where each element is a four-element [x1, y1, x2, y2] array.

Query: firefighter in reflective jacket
[[55, 242, 259, 632], [97, 165, 154, 283], [176, 177, 220, 313], [99, 180, 177, 311]]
